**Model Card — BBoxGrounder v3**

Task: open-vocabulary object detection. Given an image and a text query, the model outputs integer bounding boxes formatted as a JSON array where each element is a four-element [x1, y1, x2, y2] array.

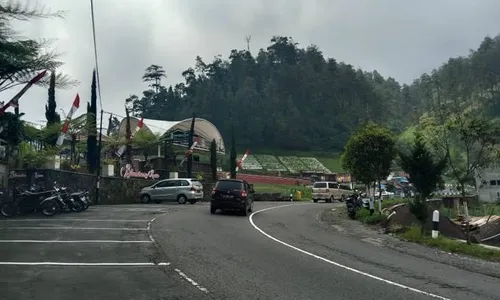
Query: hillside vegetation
[[126, 34, 500, 156]]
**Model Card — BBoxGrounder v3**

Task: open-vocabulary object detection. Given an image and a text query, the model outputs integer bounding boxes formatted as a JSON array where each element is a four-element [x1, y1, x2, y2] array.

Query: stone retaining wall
[[8, 169, 215, 204]]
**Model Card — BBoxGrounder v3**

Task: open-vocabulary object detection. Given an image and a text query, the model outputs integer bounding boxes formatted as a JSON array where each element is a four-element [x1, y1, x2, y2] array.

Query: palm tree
[[132, 130, 162, 169]]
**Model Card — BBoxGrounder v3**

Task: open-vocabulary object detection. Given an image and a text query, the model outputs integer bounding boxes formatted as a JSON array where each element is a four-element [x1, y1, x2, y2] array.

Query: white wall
[[475, 167, 500, 203]]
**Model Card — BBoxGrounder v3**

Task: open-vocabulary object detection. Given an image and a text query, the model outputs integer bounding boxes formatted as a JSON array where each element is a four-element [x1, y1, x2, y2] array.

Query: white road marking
[[249, 205, 450, 300], [0, 240, 152, 243], [0, 219, 150, 222], [174, 268, 209, 293], [2, 227, 147, 231], [0, 262, 171, 266], [147, 217, 157, 242]]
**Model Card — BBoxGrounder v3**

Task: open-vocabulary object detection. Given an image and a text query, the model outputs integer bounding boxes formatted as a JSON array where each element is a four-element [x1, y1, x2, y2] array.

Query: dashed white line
[[0, 262, 171, 266], [0, 240, 152, 243], [249, 205, 450, 300], [2, 226, 147, 231], [174, 268, 209, 293], [147, 217, 157, 242]]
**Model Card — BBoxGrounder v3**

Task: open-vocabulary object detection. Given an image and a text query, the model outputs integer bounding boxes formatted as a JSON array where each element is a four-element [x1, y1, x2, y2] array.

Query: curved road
[[152, 202, 500, 300]]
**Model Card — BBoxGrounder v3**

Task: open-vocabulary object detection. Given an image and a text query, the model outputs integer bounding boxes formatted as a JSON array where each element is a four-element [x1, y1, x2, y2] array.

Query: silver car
[[140, 178, 204, 204]]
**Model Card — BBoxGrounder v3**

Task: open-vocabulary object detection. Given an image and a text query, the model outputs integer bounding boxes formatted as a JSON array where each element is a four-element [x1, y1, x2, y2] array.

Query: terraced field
[[236, 154, 262, 170], [233, 153, 333, 174], [253, 154, 288, 171], [277, 156, 309, 173]]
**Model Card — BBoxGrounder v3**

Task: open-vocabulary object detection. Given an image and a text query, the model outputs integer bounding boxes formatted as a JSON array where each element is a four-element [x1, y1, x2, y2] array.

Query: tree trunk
[[70, 134, 77, 164], [377, 179, 383, 212], [460, 182, 471, 245]]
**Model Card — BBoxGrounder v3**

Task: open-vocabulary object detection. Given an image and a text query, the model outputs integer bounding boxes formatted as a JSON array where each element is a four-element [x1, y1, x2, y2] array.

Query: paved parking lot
[[0, 204, 214, 300]]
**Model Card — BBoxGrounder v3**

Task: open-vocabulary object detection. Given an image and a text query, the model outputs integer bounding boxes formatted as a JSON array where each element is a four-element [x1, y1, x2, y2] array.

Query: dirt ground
[[384, 204, 467, 239], [473, 218, 500, 246]]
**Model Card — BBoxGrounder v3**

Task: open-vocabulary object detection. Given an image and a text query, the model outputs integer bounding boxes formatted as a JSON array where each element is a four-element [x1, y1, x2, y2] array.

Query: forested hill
[[126, 35, 500, 152]]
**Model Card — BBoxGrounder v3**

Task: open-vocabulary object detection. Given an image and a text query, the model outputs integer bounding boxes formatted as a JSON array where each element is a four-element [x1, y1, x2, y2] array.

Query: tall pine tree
[[45, 70, 61, 146], [86, 70, 98, 173], [125, 107, 133, 164], [45, 70, 61, 125], [186, 115, 195, 178], [230, 126, 237, 179], [210, 139, 217, 180]]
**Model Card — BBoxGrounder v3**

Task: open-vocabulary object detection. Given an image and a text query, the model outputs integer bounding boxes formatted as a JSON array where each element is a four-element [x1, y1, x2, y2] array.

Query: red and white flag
[[116, 117, 144, 157], [56, 94, 80, 146], [179, 137, 200, 167], [236, 149, 250, 171], [0, 71, 47, 115]]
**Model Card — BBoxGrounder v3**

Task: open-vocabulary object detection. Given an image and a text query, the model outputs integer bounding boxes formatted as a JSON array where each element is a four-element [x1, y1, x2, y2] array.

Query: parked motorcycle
[[52, 182, 86, 213], [345, 192, 363, 219], [0, 186, 59, 217]]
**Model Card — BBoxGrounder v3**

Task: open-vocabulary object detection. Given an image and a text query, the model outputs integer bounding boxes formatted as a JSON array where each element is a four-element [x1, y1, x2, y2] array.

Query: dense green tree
[[120, 34, 500, 155], [45, 70, 60, 125], [86, 70, 98, 173], [124, 107, 132, 165], [210, 139, 217, 180], [229, 127, 237, 179], [186, 116, 195, 178], [399, 132, 447, 235], [341, 122, 396, 206]]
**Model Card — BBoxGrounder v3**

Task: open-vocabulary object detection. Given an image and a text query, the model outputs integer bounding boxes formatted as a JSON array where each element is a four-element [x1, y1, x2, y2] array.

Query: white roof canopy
[[118, 117, 225, 153]]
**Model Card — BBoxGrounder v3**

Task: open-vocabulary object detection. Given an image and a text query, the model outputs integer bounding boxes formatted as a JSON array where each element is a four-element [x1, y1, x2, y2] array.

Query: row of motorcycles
[[0, 181, 92, 217]]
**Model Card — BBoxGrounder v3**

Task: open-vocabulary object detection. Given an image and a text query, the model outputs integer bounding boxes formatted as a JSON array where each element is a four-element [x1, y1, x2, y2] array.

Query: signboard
[[120, 164, 160, 180], [9, 170, 44, 179]]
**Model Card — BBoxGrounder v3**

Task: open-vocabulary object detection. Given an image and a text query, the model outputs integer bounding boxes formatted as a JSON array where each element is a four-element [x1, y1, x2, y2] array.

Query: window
[[179, 180, 190, 186], [339, 184, 351, 190], [328, 182, 339, 189], [490, 180, 497, 186], [155, 180, 170, 188], [216, 180, 244, 190], [313, 182, 327, 188], [191, 180, 203, 188]]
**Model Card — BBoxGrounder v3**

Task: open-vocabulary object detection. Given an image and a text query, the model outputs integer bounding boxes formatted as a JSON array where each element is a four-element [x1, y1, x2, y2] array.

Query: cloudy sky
[[5, 0, 500, 125]]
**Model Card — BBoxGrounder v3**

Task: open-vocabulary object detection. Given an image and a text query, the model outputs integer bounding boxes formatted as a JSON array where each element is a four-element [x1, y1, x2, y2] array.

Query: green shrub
[[356, 208, 386, 224]]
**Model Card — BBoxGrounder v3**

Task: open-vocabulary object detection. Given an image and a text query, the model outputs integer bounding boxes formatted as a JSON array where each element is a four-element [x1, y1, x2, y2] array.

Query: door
[[328, 182, 340, 199], [177, 179, 191, 197], [150, 180, 170, 200], [164, 180, 180, 201]]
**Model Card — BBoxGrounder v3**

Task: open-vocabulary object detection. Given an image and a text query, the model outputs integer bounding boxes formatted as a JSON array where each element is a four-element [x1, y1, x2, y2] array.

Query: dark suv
[[210, 179, 255, 216]]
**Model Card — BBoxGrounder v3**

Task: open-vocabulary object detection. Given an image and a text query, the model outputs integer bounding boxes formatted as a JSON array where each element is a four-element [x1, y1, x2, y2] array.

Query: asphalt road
[[1, 202, 500, 300]]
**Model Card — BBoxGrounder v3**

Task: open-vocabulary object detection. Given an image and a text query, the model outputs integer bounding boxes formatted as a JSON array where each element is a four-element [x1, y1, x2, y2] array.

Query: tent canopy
[[118, 117, 225, 153]]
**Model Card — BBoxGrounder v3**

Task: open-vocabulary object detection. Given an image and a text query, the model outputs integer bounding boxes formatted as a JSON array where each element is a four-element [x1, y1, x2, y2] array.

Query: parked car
[[139, 178, 204, 204], [210, 179, 254, 216], [312, 181, 354, 202]]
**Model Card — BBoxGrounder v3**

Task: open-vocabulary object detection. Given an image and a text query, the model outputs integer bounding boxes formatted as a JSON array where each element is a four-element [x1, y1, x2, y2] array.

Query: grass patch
[[400, 226, 500, 262], [381, 197, 409, 209], [253, 183, 312, 200], [356, 208, 386, 224], [316, 156, 343, 173]]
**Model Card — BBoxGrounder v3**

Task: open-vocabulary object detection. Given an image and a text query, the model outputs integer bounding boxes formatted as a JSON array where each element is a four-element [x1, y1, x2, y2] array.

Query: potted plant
[[102, 158, 116, 176]]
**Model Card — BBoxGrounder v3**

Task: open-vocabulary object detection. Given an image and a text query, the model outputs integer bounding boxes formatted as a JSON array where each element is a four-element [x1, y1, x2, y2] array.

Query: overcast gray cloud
[[4, 0, 500, 125]]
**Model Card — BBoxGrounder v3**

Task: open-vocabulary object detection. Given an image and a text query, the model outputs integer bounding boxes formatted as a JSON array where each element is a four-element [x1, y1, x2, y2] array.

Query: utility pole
[[245, 36, 252, 52]]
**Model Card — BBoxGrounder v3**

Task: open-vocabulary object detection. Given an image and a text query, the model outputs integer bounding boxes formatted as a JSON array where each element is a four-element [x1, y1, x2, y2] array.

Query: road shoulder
[[319, 206, 500, 279]]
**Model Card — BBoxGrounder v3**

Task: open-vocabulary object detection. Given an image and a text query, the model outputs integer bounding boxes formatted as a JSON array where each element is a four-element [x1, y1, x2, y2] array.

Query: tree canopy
[[125, 34, 500, 153], [341, 122, 396, 186]]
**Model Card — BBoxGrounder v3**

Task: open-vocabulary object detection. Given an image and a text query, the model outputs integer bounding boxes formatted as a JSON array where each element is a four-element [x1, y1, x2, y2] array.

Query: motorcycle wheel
[[346, 204, 356, 220], [82, 200, 89, 210], [41, 200, 58, 216], [1, 202, 17, 217], [71, 200, 85, 212]]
